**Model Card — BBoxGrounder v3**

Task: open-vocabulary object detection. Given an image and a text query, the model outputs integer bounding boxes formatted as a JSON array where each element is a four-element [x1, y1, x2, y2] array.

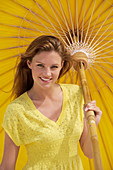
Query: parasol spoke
[[13, 0, 51, 22], [94, 61, 113, 64], [83, 5, 113, 30], [89, 23, 113, 50], [88, 67, 113, 124], [91, 66, 113, 93], [95, 51, 113, 58], [0, 67, 16, 77], [75, 0, 79, 43], [91, 63, 113, 78], [0, 45, 28, 50], [87, 16, 113, 33], [80, 0, 86, 44], [0, 8, 56, 34], [102, 58, 113, 67], [67, 0, 76, 43], [0, 96, 12, 107], [0, 36, 37, 39], [93, 64, 113, 71], [83, 0, 96, 45], [55, 0, 74, 44], [94, 63, 113, 76], [0, 55, 19, 62], [0, 80, 13, 93], [93, 43, 113, 55], [78, 0, 85, 26], [88, 8, 113, 47], [85, 0, 106, 45], [92, 67, 113, 87], [79, 0, 94, 28], [32, 0, 69, 46], [0, 22, 41, 33]]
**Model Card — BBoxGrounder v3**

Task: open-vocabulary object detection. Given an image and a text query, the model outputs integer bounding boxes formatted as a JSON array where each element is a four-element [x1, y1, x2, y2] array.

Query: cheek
[[54, 68, 62, 76], [32, 67, 41, 73], [31, 68, 40, 78]]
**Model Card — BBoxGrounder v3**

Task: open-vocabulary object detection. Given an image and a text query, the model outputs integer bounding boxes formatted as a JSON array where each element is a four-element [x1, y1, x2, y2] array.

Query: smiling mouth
[[39, 77, 52, 82]]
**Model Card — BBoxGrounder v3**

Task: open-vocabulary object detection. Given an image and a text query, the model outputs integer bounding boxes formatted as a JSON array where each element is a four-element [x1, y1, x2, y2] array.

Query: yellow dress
[[2, 84, 84, 170]]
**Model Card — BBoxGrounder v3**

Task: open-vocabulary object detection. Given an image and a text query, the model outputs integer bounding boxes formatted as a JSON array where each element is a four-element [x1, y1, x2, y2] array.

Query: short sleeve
[[2, 103, 23, 146]]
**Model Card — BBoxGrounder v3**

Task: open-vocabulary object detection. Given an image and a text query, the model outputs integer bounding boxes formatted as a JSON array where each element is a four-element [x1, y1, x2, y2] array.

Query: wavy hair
[[12, 35, 72, 99]]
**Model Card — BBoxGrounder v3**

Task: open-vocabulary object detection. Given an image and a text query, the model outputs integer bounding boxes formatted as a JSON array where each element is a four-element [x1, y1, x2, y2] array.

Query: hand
[[83, 100, 102, 126]]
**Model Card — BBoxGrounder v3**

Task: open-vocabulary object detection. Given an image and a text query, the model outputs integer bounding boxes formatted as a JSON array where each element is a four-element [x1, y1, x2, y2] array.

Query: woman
[[0, 35, 102, 170]]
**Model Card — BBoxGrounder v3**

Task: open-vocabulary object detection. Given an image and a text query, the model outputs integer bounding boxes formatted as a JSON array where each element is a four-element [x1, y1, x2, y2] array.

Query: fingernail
[[85, 108, 88, 111]]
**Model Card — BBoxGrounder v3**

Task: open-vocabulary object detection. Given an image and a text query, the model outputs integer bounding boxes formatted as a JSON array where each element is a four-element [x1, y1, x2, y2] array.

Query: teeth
[[41, 78, 51, 81]]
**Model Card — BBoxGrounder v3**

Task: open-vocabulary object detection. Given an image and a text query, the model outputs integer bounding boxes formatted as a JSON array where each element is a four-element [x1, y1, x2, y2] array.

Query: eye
[[51, 65, 58, 69], [37, 64, 44, 67]]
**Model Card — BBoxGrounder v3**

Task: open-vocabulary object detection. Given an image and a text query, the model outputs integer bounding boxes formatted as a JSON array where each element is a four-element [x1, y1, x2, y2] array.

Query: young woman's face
[[27, 51, 64, 89]]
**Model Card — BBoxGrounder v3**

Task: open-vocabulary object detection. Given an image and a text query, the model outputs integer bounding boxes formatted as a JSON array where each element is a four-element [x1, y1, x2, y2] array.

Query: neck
[[28, 83, 60, 100]]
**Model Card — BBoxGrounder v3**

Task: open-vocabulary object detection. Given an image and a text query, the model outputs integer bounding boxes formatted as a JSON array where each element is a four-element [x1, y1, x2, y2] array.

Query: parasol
[[0, 0, 113, 169]]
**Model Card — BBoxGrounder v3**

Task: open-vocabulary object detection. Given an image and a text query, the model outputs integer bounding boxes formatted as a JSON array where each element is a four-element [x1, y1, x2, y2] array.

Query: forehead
[[33, 51, 62, 63]]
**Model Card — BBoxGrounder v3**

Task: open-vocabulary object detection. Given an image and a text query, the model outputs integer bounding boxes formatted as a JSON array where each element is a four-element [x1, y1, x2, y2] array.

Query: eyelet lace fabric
[[2, 84, 84, 170]]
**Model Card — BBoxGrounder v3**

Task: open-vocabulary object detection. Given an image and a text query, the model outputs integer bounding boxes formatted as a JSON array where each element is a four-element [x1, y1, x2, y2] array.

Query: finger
[[85, 104, 95, 110], [85, 106, 102, 116], [90, 100, 96, 104], [92, 100, 96, 103], [87, 102, 94, 106], [87, 100, 96, 106], [85, 105, 100, 112]]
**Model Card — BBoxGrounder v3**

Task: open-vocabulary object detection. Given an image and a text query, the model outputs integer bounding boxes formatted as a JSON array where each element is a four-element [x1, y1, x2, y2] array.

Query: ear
[[61, 60, 64, 68], [27, 60, 32, 69]]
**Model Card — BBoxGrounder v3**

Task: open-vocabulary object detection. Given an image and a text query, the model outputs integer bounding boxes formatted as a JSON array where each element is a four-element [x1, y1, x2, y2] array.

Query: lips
[[39, 77, 52, 82]]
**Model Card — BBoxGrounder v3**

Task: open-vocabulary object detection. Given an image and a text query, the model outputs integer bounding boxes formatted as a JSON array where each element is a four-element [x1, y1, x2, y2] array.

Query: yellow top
[[2, 84, 84, 170]]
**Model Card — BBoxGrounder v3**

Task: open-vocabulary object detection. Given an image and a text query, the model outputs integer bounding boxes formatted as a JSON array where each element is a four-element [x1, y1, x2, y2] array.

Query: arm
[[79, 118, 93, 159], [0, 132, 20, 170], [79, 100, 102, 159]]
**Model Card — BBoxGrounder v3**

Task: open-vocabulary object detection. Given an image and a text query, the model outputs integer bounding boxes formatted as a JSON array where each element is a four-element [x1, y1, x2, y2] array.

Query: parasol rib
[[94, 63, 113, 71], [76, 0, 79, 43], [80, 0, 86, 44], [93, 44, 113, 55], [58, 0, 74, 45], [88, 9, 113, 47], [86, 0, 106, 45], [66, 0, 76, 42], [33, 0, 68, 46], [89, 24, 113, 50], [83, 0, 96, 45], [79, 0, 94, 28]]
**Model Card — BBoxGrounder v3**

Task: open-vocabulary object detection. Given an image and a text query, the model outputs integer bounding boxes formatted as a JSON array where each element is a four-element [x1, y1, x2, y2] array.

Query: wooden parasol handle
[[78, 61, 103, 170]]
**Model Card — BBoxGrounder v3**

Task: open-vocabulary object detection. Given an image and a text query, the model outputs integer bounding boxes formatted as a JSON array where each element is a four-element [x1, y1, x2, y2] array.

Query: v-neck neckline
[[24, 84, 66, 126]]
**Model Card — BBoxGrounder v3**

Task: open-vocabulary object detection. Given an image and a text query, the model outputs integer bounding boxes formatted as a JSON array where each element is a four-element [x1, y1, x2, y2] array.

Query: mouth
[[39, 77, 52, 82]]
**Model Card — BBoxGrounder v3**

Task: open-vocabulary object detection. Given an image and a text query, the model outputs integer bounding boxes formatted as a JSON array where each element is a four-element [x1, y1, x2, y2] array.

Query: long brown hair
[[12, 35, 72, 99]]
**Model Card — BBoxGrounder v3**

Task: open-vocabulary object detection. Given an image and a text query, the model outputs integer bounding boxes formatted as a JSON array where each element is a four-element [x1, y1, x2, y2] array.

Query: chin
[[39, 82, 54, 89]]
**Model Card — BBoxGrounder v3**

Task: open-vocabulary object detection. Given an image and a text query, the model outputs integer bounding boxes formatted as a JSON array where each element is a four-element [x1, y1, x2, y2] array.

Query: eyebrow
[[36, 61, 43, 63], [36, 61, 43, 64], [36, 61, 59, 65]]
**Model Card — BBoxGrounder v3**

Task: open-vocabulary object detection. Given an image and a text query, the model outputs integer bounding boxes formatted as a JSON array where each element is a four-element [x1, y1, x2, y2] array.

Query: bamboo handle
[[78, 62, 103, 170]]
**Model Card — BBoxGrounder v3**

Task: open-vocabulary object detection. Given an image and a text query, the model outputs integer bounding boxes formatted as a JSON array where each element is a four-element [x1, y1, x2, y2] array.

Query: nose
[[43, 67, 51, 77]]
